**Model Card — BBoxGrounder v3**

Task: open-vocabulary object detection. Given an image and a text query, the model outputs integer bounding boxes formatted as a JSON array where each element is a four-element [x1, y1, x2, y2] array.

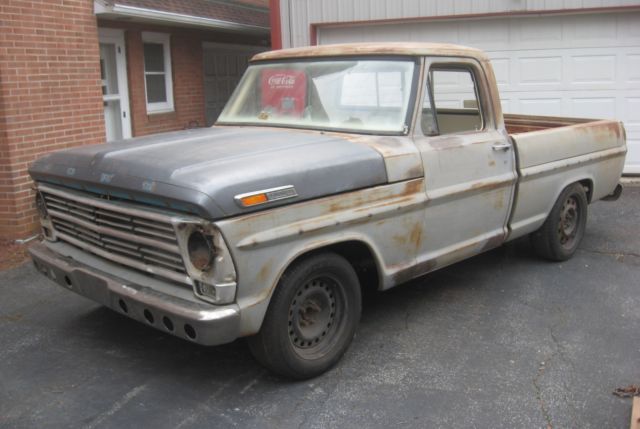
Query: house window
[[142, 32, 173, 113]]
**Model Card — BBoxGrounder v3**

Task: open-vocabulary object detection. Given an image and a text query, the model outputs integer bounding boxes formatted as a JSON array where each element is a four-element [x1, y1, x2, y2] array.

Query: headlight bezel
[[173, 220, 237, 305]]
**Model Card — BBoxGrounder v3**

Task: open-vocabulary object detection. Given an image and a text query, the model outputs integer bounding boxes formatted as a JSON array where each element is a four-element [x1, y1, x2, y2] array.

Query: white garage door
[[319, 12, 640, 174]]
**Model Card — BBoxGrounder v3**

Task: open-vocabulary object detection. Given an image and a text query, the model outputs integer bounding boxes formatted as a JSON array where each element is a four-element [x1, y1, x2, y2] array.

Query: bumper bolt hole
[[162, 316, 174, 332], [143, 309, 154, 324], [184, 324, 196, 340], [118, 299, 128, 314]]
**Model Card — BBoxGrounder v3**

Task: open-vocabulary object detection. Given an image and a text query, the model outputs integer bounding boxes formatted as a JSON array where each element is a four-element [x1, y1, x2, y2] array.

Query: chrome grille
[[39, 184, 190, 285]]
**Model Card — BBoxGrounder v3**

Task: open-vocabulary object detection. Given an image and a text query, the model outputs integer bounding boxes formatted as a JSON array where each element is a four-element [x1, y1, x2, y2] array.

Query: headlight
[[187, 230, 214, 271], [175, 221, 237, 304]]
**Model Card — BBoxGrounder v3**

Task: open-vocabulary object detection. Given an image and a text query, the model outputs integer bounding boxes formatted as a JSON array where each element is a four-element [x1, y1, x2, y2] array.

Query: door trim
[[98, 28, 132, 140]]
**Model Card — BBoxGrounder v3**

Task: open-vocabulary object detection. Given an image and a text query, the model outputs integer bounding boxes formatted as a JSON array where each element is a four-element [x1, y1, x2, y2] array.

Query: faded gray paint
[[29, 126, 388, 219]]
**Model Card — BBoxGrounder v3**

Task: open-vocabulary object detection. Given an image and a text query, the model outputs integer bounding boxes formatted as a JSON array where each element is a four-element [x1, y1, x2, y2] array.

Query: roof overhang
[[94, 0, 269, 35]]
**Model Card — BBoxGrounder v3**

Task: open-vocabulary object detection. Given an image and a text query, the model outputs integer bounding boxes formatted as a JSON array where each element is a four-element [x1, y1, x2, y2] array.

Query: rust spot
[[392, 234, 407, 246], [493, 189, 505, 210], [572, 119, 621, 140], [488, 159, 496, 167], [392, 257, 437, 285], [252, 42, 487, 63], [402, 179, 423, 196], [257, 259, 273, 284], [470, 179, 506, 193], [409, 222, 423, 250], [480, 233, 505, 253], [429, 135, 465, 151]]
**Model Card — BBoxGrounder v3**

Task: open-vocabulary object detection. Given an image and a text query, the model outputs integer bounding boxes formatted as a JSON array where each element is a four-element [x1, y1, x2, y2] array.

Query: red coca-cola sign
[[261, 69, 306, 116]]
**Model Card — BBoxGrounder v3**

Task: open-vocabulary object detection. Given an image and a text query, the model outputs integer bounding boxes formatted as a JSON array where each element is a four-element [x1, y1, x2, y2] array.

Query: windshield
[[217, 58, 417, 134]]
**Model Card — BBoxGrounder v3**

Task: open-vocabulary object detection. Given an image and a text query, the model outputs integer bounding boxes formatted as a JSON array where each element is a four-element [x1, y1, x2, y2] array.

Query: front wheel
[[530, 183, 588, 261], [247, 252, 361, 379]]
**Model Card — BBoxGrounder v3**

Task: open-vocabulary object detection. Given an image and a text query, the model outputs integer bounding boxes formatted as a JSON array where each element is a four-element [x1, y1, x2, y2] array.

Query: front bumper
[[28, 242, 241, 346]]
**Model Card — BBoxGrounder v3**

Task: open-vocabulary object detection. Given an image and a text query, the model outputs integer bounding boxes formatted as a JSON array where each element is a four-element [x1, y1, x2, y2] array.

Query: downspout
[[269, 0, 282, 49]]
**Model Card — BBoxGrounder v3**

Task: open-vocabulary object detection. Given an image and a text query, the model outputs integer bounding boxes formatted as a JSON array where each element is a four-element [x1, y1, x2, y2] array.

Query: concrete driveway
[[1, 187, 638, 429]]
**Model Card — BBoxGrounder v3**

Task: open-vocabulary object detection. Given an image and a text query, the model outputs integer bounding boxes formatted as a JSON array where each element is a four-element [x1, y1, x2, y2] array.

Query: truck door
[[412, 57, 517, 271]]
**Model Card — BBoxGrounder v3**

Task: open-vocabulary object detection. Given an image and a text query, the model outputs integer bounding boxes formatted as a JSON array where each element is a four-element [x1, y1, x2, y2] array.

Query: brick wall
[[100, 21, 266, 136], [125, 29, 206, 136], [0, 7, 267, 240], [0, 0, 105, 240]]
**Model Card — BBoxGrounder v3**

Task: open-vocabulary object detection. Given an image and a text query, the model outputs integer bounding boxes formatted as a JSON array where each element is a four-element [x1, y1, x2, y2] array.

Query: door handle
[[492, 142, 511, 151]]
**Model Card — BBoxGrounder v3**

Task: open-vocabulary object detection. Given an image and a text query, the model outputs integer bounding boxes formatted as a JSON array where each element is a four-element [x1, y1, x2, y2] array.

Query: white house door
[[98, 29, 131, 142]]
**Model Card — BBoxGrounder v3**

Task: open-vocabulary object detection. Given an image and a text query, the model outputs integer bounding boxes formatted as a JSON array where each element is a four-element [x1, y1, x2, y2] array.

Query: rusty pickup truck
[[28, 43, 626, 379]]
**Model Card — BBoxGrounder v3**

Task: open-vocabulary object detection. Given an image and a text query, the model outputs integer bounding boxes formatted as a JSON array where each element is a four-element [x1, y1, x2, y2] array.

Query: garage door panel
[[319, 11, 640, 172], [489, 58, 510, 87], [565, 14, 617, 42], [465, 20, 509, 43], [518, 56, 563, 85], [626, 54, 640, 83], [517, 98, 563, 116], [516, 17, 564, 43], [570, 55, 616, 84], [571, 97, 617, 119]]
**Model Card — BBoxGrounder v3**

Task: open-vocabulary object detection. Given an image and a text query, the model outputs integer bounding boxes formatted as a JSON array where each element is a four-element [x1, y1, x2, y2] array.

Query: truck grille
[[39, 184, 190, 285]]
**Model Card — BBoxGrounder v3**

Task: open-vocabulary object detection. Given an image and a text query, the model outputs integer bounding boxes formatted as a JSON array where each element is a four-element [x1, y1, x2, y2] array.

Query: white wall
[[279, 0, 640, 47]]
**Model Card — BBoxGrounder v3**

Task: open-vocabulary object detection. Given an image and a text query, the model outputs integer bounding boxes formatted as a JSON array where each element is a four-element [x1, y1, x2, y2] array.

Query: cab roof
[[252, 42, 489, 62]]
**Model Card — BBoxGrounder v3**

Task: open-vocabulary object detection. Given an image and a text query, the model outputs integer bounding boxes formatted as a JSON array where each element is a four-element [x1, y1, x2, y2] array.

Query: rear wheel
[[247, 252, 361, 379], [531, 183, 588, 261]]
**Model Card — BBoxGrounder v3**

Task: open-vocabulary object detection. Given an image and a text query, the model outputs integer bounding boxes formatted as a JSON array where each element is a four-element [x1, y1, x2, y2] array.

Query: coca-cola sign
[[261, 69, 307, 117], [267, 73, 297, 88]]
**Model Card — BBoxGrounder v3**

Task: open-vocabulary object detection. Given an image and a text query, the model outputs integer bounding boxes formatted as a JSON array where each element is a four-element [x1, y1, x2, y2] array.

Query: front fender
[[215, 179, 427, 336]]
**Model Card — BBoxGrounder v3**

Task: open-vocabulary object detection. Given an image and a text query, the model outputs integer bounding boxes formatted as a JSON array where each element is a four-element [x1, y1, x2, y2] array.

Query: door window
[[422, 68, 483, 135]]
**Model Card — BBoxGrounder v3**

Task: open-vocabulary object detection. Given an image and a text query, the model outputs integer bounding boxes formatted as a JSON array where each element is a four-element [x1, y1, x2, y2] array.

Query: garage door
[[203, 43, 267, 126], [318, 12, 640, 174]]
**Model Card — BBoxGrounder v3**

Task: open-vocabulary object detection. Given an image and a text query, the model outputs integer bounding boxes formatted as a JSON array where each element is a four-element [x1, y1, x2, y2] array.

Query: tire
[[530, 183, 588, 261], [247, 252, 361, 379]]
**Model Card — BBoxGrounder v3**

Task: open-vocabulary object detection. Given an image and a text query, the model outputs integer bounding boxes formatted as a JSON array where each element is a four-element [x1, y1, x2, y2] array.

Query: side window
[[422, 68, 483, 135]]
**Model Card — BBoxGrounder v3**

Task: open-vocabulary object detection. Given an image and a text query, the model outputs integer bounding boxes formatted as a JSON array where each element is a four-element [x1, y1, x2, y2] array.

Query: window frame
[[420, 62, 487, 136], [142, 32, 174, 114]]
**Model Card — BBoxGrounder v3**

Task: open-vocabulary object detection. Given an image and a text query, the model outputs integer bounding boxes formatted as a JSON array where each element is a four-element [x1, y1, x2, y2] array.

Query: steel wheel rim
[[288, 276, 343, 358], [558, 195, 579, 248]]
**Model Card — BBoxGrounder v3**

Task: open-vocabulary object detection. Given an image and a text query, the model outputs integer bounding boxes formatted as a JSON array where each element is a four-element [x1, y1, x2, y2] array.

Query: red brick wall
[[100, 21, 266, 136], [0, 0, 105, 240], [0, 9, 267, 240], [125, 29, 206, 136]]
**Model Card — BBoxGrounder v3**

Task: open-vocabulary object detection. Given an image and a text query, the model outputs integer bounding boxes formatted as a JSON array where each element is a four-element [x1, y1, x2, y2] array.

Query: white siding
[[280, 0, 640, 47]]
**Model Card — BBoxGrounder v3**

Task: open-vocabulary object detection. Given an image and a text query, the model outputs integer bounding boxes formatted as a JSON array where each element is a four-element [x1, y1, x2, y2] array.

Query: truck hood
[[29, 126, 388, 219]]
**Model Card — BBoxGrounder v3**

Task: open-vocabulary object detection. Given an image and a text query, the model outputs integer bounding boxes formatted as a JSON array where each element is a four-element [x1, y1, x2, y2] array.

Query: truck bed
[[505, 113, 626, 241], [504, 113, 593, 134]]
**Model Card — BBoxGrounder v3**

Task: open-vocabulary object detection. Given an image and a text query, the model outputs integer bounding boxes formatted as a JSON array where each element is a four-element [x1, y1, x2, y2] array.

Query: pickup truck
[[28, 43, 626, 379]]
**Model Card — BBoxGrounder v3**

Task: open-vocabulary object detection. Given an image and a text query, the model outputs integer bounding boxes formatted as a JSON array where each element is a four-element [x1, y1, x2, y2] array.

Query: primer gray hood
[[29, 126, 388, 219]]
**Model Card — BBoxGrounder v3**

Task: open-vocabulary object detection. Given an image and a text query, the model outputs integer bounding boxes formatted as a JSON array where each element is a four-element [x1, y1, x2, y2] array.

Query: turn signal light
[[235, 185, 298, 208], [239, 193, 268, 207]]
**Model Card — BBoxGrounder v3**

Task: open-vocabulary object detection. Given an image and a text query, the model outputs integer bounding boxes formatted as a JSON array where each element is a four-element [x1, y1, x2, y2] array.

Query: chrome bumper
[[28, 242, 241, 346]]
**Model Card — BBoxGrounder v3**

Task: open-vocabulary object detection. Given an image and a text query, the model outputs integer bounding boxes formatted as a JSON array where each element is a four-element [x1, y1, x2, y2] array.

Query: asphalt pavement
[[1, 187, 639, 429]]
